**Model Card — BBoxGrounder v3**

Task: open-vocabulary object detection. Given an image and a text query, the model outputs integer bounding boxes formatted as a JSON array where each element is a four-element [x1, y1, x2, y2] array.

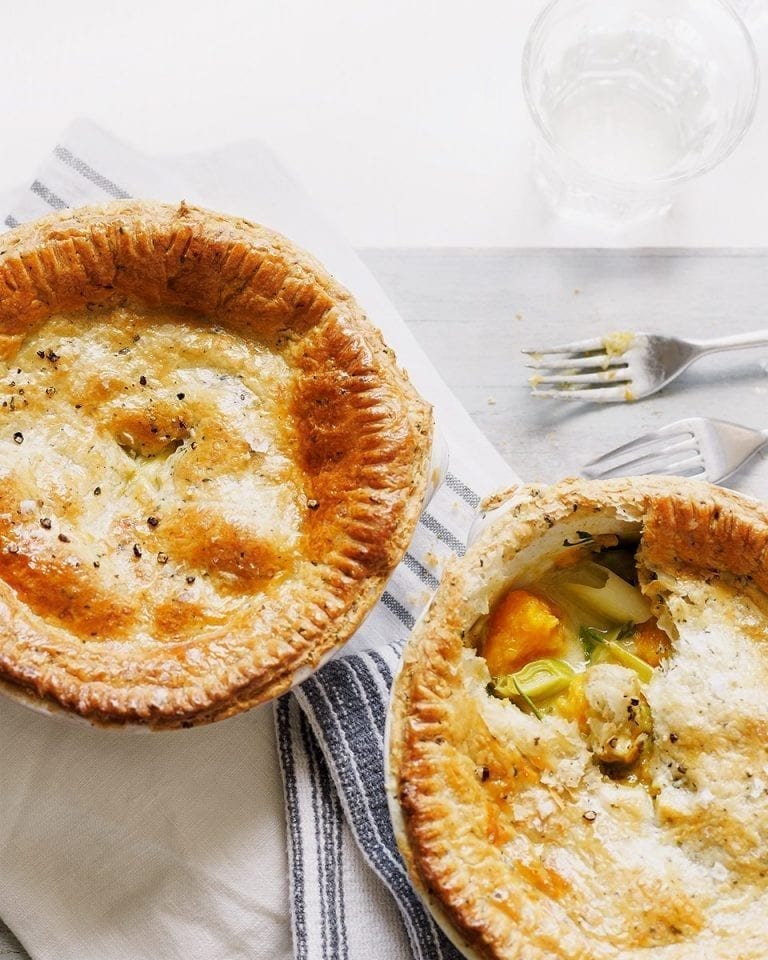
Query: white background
[[2, 0, 768, 247]]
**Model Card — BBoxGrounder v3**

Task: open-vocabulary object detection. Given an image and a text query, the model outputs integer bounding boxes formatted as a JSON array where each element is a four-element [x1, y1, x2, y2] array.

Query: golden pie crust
[[0, 200, 432, 728], [389, 477, 768, 959]]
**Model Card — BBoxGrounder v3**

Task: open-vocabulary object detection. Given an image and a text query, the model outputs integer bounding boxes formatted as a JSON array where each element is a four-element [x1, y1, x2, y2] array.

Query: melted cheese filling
[[464, 575, 768, 954], [0, 303, 306, 665]]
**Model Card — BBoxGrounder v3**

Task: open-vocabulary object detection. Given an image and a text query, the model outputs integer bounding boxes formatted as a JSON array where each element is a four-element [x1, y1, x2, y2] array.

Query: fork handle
[[689, 330, 768, 355]]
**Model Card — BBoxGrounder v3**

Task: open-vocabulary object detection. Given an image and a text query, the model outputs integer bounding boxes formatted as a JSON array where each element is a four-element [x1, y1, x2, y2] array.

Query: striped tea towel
[[277, 475, 484, 960], [0, 119, 518, 960]]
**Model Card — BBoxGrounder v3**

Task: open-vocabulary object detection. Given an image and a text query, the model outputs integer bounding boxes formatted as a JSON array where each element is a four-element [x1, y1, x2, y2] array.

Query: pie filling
[[459, 525, 768, 950], [478, 535, 662, 742]]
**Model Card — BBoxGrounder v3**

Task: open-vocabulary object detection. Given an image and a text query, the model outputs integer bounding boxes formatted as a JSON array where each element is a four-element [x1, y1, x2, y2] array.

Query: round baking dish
[[388, 477, 768, 959], [0, 200, 435, 729]]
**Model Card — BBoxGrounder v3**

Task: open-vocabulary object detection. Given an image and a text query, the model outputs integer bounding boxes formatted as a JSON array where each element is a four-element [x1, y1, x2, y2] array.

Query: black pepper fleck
[[93, 560, 100, 568], [58, 533, 70, 543], [147, 516, 159, 527], [12, 432, 23, 444], [177, 392, 185, 400], [39, 518, 52, 530], [186, 575, 196, 584], [669, 732, 679, 743], [139, 375, 147, 386], [46, 350, 59, 362], [307, 499, 320, 510], [132, 544, 142, 558], [93, 486, 102, 496]]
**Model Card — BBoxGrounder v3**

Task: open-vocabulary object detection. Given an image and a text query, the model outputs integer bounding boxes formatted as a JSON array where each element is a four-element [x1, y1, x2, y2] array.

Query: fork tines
[[522, 338, 607, 356], [523, 341, 632, 402], [582, 427, 706, 480]]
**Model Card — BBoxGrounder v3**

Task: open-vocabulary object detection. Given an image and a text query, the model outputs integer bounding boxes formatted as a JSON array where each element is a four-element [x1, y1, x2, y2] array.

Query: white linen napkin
[[0, 119, 518, 960]]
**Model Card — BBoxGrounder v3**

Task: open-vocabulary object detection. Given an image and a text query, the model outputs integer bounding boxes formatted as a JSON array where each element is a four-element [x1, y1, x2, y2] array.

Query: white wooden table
[[364, 248, 768, 499], [2, 247, 768, 959]]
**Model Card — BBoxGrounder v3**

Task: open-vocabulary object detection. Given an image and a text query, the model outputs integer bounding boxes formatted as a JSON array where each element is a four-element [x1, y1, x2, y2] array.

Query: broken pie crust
[[388, 477, 768, 959], [0, 200, 432, 728]]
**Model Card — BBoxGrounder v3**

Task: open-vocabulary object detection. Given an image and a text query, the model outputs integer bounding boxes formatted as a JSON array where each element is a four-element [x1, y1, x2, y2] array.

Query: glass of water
[[730, 0, 768, 27], [522, 0, 760, 225]]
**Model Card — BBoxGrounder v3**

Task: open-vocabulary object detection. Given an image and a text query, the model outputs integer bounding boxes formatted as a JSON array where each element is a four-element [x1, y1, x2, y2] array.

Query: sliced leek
[[604, 641, 654, 683], [493, 658, 575, 702], [579, 626, 654, 683], [560, 562, 651, 624], [511, 677, 543, 721]]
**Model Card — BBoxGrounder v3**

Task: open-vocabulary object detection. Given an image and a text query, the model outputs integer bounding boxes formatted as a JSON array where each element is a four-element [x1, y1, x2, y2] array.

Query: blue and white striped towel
[[277, 475, 483, 960], [0, 120, 517, 960]]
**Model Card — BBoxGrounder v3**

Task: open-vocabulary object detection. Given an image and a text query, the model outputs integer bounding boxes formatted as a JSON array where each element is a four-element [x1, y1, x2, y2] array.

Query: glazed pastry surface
[[0, 201, 432, 726], [390, 478, 768, 960]]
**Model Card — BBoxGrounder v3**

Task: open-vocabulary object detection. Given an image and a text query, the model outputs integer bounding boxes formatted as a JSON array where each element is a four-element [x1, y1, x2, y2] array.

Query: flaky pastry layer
[[0, 200, 432, 727], [389, 477, 768, 959]]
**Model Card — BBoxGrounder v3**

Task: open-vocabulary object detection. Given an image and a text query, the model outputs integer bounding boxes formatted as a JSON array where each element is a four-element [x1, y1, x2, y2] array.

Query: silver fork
[[524, 329, 768, 402], [582, 418, 768, 483]]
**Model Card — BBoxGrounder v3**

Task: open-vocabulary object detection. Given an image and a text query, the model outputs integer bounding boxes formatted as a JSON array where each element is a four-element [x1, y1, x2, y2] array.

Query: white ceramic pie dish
[[386, 476, 768, 960], [0, 200, 439, 729]]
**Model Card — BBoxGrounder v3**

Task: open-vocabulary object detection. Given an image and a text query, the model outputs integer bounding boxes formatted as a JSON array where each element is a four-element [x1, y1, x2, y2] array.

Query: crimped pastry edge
[[387, 476, 768, 960], [0, 200, 434, 728]]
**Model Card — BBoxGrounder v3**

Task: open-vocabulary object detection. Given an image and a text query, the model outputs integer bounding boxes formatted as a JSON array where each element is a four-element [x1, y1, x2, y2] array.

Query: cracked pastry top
[[388, 477, 768, 960], [0, 200, 432, 728]]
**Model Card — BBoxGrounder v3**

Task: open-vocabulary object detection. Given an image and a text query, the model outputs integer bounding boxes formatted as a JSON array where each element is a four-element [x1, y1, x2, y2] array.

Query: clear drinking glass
[[730, 0, 768, 27], [522, 0, 760, 225]]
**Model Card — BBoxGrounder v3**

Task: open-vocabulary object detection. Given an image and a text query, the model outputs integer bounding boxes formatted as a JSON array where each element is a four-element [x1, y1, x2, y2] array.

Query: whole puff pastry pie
[[0, 200, 432, 728], [388, 477, 768, 959]]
